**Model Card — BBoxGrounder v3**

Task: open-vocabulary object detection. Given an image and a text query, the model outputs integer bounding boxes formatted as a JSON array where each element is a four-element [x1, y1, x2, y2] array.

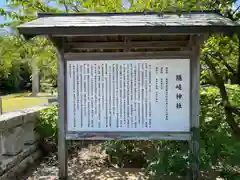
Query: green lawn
[[1, 92, 53, 113]]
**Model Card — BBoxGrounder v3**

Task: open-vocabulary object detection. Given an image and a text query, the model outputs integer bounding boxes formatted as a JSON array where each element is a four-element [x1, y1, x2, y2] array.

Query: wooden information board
[[67, 59, 190, 132]]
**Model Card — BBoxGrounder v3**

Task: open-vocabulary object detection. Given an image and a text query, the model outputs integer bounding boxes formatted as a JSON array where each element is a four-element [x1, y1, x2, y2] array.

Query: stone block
[[22, 106, 49, 115], [0, 112, 24, 130], [0, 144, 38, 176], [22, 111, 39, 124], [23, 122, 40, 145], [0, 148, 41, 180], [1, 126, 24, 156]]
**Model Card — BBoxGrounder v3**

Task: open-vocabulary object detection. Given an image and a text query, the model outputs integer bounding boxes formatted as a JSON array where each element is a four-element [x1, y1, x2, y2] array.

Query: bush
[[35, 86, 240, 179], [0, 36, 32, 94], [0, 57, 32, 94], [0, 35, 57, 95], [35, 105, 58, 144], [102, 85, 240, 179], [40, 79, 57, 94]]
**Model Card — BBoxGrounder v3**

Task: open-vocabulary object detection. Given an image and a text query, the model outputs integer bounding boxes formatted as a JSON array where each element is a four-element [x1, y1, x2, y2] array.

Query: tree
[[201, 34, 240, 137], [0, 35, 31, 93], [0, 0, 239, 137]]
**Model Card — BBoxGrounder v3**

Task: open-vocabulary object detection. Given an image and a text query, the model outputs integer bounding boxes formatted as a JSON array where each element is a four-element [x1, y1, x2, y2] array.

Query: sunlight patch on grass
[[2, 96, 48, 113]]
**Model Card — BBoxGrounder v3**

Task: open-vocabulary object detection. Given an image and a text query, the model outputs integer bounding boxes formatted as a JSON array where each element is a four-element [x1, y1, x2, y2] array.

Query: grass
[[1, 92, 54, 113]]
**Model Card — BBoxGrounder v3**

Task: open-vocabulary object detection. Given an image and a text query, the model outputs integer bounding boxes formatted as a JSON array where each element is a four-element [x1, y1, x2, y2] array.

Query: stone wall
[[0, 105, 52, 180]]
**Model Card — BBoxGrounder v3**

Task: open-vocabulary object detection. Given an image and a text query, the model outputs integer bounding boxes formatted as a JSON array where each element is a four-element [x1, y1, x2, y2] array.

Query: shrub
[[35, 86, 240, 179], [102, 85, 240, 179], [35, 105, 58, 144]]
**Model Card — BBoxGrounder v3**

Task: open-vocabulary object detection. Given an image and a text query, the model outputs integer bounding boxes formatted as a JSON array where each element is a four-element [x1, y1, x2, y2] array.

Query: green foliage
[[0, 1, 239, 178], [0, 35, 31, 93], [35, 105, 58, 143], [0, 34, 57, 94], [102, 86, 240, 179], [200, 86, 240, 172], [102, 140, 151, 168], [201, 34, 239, 85], [34, 85, 240, 178]]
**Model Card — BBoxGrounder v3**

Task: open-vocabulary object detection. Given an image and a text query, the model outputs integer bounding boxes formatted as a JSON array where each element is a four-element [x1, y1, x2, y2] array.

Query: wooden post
[[189, 35, 202, 180], [56, 38, 68, 180]]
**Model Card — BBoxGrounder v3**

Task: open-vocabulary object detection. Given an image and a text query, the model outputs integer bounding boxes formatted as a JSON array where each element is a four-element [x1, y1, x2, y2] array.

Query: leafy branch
[[204, 54, 240, 138]]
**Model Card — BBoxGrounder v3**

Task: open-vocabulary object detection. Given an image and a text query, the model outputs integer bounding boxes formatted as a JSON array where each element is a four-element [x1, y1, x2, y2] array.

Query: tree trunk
[[204, 55, 240, 138]]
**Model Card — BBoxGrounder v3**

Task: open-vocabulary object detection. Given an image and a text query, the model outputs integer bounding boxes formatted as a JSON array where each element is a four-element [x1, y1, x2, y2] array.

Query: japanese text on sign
[[67, 59, 190, 132]]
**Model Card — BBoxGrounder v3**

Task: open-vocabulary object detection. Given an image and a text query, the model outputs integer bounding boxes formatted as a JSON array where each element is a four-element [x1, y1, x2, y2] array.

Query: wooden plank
[[66, 34, 190, 42], [64, 51, 191, 60], [189, 35, 203, 180], [18, 25, 236, 38], [66, 132, 191, 141], [66, 40, 189, 49], [56, 38, 68, 180]]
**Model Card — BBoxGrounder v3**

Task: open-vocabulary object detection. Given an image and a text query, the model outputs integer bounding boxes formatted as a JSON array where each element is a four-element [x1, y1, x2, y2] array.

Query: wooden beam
[[65, 34, 190, 41], [19, 26, 235, 37], [66, 40, 189, 49], [57, 38, 68, 180], [189, 35, 204, 180], [66, 132, 191, 141], [64, 51, 192, 60]]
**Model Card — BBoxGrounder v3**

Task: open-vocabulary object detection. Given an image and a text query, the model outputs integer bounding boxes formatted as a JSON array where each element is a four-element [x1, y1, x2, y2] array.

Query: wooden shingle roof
[[17, 11, 238, 37]]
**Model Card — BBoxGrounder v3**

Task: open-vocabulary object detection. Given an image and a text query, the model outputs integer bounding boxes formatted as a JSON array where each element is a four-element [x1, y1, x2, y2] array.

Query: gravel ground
[[10, 141, 231, 180], [18, 142, 148, 180]]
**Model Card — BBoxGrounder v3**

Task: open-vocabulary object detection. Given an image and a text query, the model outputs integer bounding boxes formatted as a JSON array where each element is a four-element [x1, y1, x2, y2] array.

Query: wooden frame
[[18, 26, 236, 38], [64, 51, 192, 60], [66, 131, 191, 140], [189, 35, 203, 180], [54, 35, 204, 180], [66, 40, 189, 48], [16, 10, 238, 180], [56, 38, 68, 180]]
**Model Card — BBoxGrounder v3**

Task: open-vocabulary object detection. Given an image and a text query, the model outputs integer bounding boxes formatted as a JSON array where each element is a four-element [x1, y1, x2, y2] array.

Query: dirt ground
[[17, 142, 148, 180], [12, 142, 232, 180]]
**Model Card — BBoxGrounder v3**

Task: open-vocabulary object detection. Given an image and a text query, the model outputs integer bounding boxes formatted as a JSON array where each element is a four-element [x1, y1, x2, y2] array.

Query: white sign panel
[[67, 59, 190, 132]]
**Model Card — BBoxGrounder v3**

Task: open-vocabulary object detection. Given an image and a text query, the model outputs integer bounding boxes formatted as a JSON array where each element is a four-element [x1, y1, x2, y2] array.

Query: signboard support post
[[189, 35, 201, 180], [57, 38, 68, 180]]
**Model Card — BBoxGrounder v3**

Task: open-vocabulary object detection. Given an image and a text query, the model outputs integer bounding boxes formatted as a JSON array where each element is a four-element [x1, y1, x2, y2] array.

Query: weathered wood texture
[[64, 34, 191, 52], [66, 132, 191, 141], [66, 34, 190, 42], [56, 38, 68, 180], [64, 51, 192, 60], [15, 10, 238, 180], [32, 12, 237, 27], [189, 35, 203, 180], [17, 11, 238, 36], [66, 40, 189, 49]]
